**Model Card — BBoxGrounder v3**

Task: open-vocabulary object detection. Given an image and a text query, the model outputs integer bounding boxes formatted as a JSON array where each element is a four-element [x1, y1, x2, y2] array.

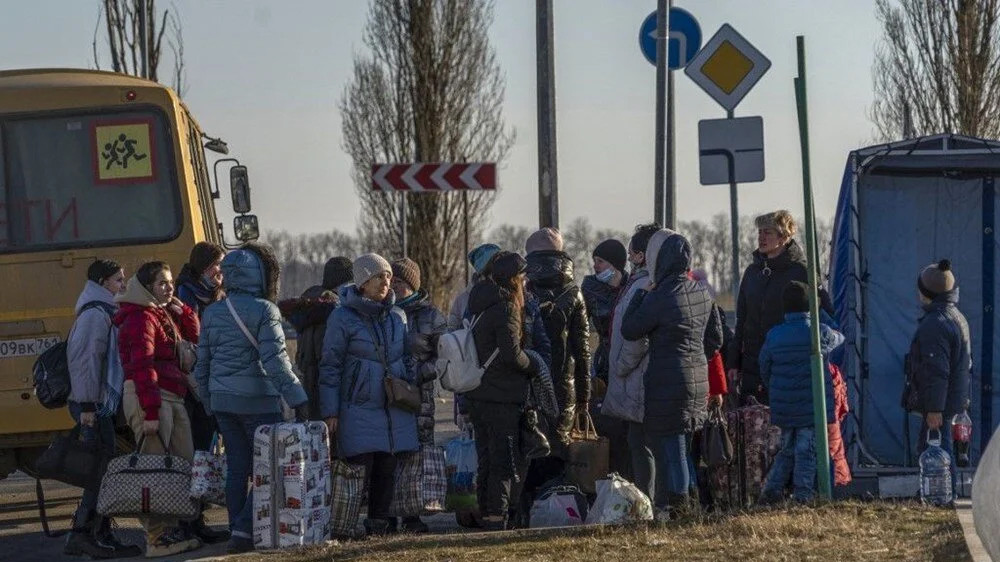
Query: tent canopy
[[830, 134, 1000, 468]]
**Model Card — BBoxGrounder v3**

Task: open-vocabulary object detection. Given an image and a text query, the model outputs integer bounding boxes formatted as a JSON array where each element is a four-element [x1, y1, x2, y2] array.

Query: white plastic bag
[[445, 432, 478, 512], [586, 474, 653, 525], [529, 486, 586, 528], [189, 433, 226, 506]]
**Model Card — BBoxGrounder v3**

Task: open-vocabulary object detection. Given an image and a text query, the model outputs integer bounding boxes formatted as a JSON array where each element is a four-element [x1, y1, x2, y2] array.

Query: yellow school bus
[[0, 68, 259, 477]]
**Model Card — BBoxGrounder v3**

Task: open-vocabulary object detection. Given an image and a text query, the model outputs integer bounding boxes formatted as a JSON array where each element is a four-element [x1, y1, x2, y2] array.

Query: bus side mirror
[[230, 165, 251, 214], [234, 214, 259, 242]]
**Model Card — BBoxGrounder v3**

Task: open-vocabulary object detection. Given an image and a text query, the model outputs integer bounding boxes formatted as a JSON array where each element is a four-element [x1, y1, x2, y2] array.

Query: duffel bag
[[97, 434, 198, 520]]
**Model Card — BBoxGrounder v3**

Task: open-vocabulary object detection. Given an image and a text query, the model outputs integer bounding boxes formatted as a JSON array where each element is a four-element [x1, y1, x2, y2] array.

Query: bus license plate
[[0, 336, 60, 359]]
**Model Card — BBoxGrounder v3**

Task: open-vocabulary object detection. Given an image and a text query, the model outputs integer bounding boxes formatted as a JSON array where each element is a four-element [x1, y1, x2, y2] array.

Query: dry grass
[[244, 501, 970, 562]]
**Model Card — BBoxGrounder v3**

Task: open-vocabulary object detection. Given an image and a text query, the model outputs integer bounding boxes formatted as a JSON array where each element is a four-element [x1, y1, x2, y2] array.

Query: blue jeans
[[763, 427, 817, 502], [647, 432, 690, 509], [215, 411, 283, 538]]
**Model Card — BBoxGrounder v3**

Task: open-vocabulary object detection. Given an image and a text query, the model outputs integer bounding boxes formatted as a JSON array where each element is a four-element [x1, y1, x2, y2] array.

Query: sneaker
[[64, 530, 116, 559], [226, 535, 254, 555], [95, 518, 144, 558], [144, 531, 200, 559]]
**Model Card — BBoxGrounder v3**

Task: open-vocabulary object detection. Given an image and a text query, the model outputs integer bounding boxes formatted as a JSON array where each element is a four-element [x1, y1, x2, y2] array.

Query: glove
[[407, 332, 433, 360], [294, 403, 310, 423]]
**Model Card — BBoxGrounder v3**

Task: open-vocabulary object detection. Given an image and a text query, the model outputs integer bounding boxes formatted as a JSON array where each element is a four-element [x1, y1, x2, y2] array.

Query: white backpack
[[436, 314, 499, 393]]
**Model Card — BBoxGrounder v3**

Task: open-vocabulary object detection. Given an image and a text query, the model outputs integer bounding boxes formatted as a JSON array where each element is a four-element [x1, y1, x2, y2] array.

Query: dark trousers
[[346, 452, 397, 520], [738, 370, 769, 406], [468, 400, 526, 519], [68, 402, 116, 529], [593, 405, 632, 481], [185, 394, 217, 452]]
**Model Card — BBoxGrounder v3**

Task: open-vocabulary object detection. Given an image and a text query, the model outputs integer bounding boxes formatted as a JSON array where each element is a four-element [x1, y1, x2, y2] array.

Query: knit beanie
[[353, 253, 392, 288], [492, 251, 527, 283], [782, 281, 810, 314], [323, 257, 354, 290], [593, 239, 627, 275], [391, 258, 422, 292], [87, 259, 122, 284], [525, 227, 564, 254], [187, 242, 225, 277], [919, 259, 957, 299], [468, 243, 501, 274]]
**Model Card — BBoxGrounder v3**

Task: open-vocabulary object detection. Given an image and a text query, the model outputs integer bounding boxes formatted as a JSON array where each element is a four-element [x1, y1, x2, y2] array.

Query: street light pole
[[536, 0, 559, 229]]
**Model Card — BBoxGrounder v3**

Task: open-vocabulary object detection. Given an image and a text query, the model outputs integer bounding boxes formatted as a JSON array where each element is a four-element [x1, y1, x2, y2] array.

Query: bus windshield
[[0, 107, 181, 253]]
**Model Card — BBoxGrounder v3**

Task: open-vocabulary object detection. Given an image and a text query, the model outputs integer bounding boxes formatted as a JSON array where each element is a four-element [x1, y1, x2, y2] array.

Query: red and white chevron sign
[[371, 163, 497, 191]]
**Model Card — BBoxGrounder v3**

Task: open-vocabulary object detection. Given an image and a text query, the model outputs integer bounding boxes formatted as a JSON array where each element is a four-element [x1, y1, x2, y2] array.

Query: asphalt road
[[0, 396, 462, 562]]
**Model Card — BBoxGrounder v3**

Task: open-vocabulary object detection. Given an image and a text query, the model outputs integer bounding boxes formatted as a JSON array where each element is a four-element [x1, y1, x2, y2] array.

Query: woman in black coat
[[727, 211, 809, 405], [621, 230, 721, 514], [465, 252, 539, 531]]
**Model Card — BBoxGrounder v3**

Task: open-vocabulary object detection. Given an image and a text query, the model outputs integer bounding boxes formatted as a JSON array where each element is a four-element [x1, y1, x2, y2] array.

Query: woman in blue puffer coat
[[194, 243, 309, 554], [319, 253, 419, 536]]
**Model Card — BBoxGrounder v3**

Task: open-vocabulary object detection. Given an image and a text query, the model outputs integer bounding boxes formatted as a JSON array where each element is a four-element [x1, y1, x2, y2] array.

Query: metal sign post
[[687, 24, 770, 297]]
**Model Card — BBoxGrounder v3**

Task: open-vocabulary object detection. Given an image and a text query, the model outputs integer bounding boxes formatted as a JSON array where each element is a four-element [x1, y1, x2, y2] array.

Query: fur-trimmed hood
[[221, 242, 280, 303]]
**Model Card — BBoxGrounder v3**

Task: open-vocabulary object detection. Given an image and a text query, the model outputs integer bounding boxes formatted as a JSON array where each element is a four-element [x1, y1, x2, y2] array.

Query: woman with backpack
[[114, 261, 202, 558], [64, 259, 140, 559], [464, 251, 540, 531], [319, 254, 419, 536], [193, 243, 309, 554]]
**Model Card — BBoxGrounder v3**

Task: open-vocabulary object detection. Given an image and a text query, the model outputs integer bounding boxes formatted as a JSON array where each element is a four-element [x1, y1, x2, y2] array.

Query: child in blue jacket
[[758, 281, 844, 503]]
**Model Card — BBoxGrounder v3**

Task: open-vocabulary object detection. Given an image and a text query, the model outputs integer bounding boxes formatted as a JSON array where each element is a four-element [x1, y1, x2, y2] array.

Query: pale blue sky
[[0, 0, 880, 235]]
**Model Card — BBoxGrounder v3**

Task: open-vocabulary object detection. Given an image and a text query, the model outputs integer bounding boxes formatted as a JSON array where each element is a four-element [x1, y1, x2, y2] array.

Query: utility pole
[[536, 0, 559, 229], [654, 0, 675, 228]]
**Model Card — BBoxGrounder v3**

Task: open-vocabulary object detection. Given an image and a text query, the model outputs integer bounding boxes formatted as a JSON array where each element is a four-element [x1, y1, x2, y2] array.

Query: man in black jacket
[[905, 259, 971, 495]]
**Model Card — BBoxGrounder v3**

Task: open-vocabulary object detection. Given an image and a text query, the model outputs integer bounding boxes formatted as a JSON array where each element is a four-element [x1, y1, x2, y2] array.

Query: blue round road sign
[[639, 7, 701, 69]]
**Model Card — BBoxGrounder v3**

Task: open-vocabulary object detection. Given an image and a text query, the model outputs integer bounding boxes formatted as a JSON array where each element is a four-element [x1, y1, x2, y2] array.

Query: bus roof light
[[125, 90, 137, 101]]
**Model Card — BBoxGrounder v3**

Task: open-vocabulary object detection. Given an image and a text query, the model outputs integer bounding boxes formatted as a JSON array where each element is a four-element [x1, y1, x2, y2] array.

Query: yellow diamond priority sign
[[685, 24, 770, 111]]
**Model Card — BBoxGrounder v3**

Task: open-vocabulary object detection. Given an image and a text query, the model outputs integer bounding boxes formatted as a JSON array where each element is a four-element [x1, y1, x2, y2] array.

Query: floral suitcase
[[252, 422, 331, 549]]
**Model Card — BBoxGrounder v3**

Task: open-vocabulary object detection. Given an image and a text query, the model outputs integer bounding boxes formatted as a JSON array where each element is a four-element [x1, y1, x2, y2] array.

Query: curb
[[956, 498, 990, 562]]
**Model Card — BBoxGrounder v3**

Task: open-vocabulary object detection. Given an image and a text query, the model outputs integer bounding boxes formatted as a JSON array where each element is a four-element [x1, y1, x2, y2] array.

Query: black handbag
[[35, 424, 109, 489], [520, 408, 551, 460], [701, 406, 734, 468]]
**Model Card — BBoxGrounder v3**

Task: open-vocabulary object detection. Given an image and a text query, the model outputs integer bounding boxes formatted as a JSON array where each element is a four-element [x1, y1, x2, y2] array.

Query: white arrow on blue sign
[[639, 7, 701, 69]]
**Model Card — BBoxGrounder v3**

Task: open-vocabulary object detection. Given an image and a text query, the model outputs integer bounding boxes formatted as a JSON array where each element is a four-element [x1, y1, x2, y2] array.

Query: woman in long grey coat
[[319, 254, 419, 536]]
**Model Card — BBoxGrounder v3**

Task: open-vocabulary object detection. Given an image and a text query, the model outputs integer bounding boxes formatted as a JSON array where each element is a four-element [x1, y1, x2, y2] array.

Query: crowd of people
[[58, 209, 973, 558]]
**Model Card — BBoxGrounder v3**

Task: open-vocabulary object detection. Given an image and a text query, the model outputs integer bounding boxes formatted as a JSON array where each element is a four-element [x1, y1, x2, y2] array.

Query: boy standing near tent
[[902, 260, 971, 482], [758, 281, 844, 503]]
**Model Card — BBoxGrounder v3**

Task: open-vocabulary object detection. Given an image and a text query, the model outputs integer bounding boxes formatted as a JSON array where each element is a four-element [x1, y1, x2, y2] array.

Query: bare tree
[[340, 0, 514, 308], [871, 0, 1000, 140], [490, 224, 530, 253], [92, 0, 187, 96], [265, 230, 360, 299]]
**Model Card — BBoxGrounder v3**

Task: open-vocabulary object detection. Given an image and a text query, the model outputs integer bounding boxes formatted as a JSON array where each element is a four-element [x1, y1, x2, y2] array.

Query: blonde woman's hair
[[755, 210, 797, 239]]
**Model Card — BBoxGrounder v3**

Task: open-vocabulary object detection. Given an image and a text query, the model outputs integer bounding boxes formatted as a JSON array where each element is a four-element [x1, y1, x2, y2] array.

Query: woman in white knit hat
[[318, 253, 419, 536]]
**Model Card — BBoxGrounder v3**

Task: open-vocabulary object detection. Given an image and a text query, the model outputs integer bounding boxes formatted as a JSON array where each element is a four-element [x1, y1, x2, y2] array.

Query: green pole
[[794, 35, 832, 500]]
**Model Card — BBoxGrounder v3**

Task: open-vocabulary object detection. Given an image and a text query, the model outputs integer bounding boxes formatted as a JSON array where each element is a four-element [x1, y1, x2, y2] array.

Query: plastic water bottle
[[920, 429, 953, 506]]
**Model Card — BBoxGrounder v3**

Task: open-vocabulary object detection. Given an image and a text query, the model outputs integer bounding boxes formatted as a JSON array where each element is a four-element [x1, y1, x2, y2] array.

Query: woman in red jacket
[[115, 261, 202, 559]]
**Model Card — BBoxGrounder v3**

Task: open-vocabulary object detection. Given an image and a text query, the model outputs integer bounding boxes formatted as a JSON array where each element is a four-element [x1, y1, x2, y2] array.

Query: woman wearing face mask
[[319, 254, 419, 537], [114, 262, 202, 558], [580, 239, 631, 480], [728, 211, 808, 406], [173, 242, 230, 545]]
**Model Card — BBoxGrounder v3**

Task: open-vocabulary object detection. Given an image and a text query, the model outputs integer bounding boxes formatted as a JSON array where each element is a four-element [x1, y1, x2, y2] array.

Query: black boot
[[363, 518, 392, 537], [400, 516, 429, 534], [64, 511, 115, 560], [94, 517, 143, 558], [185, 514, 230, 544]]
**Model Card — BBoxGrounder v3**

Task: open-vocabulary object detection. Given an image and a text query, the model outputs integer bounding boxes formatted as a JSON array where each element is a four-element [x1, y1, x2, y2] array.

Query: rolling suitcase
[[709, 398, 781, 509], [253, 422, 331, 549]]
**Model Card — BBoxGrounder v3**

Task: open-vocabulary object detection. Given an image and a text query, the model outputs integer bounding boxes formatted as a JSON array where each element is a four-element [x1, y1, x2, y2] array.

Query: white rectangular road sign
[[698, 116, 764, 185]]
